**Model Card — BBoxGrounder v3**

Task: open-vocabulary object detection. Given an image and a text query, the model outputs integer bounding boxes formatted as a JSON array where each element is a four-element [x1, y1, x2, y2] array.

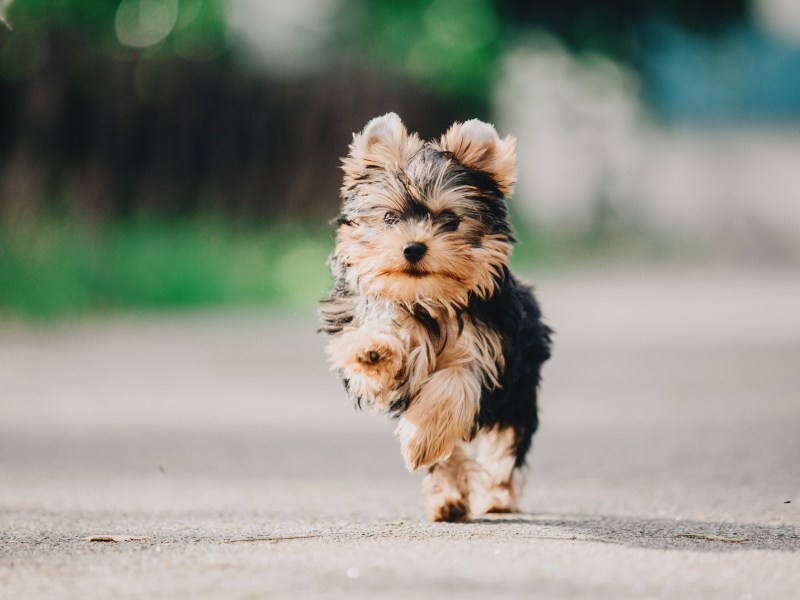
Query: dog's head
[[333, 113, 516, 312]]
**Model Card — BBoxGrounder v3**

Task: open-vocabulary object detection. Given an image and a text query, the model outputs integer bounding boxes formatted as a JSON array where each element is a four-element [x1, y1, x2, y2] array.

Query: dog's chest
[[404, 307, 504, 389], [357, 298, 504, 390]]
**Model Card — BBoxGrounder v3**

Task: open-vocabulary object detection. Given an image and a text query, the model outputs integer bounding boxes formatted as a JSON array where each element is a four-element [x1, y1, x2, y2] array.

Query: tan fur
[[473, 427, 521, 514], [422, 443, 480, 522], [326, 320, 406, 409], [326, 115, 527, 520], [326, 293, 506, 469], [335, 116, 514, 315], [336, 118, 515, 314], [437, 119, 517, 197], [333, 221, 511, 316], [341, 113, 424, 193], [438, 313, 505, 389], [395, 365, 480, 471]]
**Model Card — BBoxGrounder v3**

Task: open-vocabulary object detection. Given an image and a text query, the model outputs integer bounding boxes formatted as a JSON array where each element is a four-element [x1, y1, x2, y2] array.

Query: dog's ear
[[342, 113, 421, 190], [440, 120, 516, 197]]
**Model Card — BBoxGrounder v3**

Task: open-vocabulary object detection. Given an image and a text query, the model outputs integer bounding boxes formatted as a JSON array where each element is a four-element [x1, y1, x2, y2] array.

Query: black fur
[[467, 270, 552, 466], [320, 253, 552, 468], [319, 127, 552, 472]]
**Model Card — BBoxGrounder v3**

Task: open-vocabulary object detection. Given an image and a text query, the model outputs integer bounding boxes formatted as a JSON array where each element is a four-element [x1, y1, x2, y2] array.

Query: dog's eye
[[383, 212, 400, 226], [436, 211, 461, 232]]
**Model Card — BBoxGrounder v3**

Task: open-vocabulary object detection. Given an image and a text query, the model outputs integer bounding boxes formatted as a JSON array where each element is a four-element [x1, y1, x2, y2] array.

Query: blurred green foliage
[[0, 217, 333, 318], [0, 0, 751, 318], [5, 0, 227, 64], [0, 213, 707, 319], [501, 0, 750, 59], [4, 0, 750, 103], [340, 0, 749, 102], [344, 0, 502, 102], [6, 0, 118, 34]]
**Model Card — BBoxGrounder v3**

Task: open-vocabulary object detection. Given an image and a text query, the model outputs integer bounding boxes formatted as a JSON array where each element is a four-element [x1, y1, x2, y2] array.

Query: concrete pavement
[[1, 266, 799, 599]]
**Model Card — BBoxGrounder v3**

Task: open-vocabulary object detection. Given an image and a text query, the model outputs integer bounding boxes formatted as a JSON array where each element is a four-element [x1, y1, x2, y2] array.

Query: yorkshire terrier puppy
[[319, 113, 552, 522]]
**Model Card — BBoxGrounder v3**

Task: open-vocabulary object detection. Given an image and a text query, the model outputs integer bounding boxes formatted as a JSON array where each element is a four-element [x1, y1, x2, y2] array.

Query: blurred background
[[1, 5, 800, 590], [1, 0, 799, 318]]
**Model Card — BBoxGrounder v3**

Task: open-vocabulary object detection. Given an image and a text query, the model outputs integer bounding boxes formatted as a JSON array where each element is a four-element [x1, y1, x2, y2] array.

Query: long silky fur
[[319, 113, 552, 521]]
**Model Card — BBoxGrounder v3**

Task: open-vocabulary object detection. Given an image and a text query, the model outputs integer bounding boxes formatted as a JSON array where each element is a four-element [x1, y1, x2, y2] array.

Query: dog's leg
[[395, 366, 480, 471], [422, 443, 479, 522], [326, 322, 405, 409], [473, 427, 521, 514]]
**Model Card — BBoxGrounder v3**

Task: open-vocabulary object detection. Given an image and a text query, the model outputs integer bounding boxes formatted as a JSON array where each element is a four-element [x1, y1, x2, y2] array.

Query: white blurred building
[[495, 30, 800, 256]]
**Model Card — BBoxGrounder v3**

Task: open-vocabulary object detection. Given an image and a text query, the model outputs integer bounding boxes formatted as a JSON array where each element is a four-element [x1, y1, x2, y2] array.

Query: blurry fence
[[0, 30, 480, 224]]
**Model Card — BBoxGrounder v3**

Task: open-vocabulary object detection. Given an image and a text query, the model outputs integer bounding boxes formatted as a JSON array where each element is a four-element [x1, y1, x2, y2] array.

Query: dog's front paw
[[395, 417, 456, 471], [394, 367, 480, 471], [352, 341, 399, 372], [338, 328, 403, 377], [326, 325, 405, 407]]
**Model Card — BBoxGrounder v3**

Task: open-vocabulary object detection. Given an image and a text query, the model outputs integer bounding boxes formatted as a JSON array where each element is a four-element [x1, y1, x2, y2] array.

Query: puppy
[[319, 113, 552, 522]]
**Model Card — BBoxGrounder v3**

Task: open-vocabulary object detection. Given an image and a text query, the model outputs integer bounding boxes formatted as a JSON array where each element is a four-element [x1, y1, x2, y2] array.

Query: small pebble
[[346, 567, 360, 579]]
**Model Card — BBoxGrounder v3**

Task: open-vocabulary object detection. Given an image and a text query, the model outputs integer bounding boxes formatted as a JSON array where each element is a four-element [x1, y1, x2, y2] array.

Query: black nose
[[403, 242, 427, 263]]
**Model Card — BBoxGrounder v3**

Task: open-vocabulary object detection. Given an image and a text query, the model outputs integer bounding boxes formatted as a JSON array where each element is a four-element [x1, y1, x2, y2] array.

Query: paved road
[[1, 267, 799, 599]]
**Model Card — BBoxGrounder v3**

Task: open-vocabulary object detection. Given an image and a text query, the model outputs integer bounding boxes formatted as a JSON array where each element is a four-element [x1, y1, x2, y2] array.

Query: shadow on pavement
[[470, 513, 800, 552]]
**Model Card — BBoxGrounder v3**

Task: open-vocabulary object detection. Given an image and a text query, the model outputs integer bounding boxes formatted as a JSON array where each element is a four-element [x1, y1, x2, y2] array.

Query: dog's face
[[333, 113, 517, 312]]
